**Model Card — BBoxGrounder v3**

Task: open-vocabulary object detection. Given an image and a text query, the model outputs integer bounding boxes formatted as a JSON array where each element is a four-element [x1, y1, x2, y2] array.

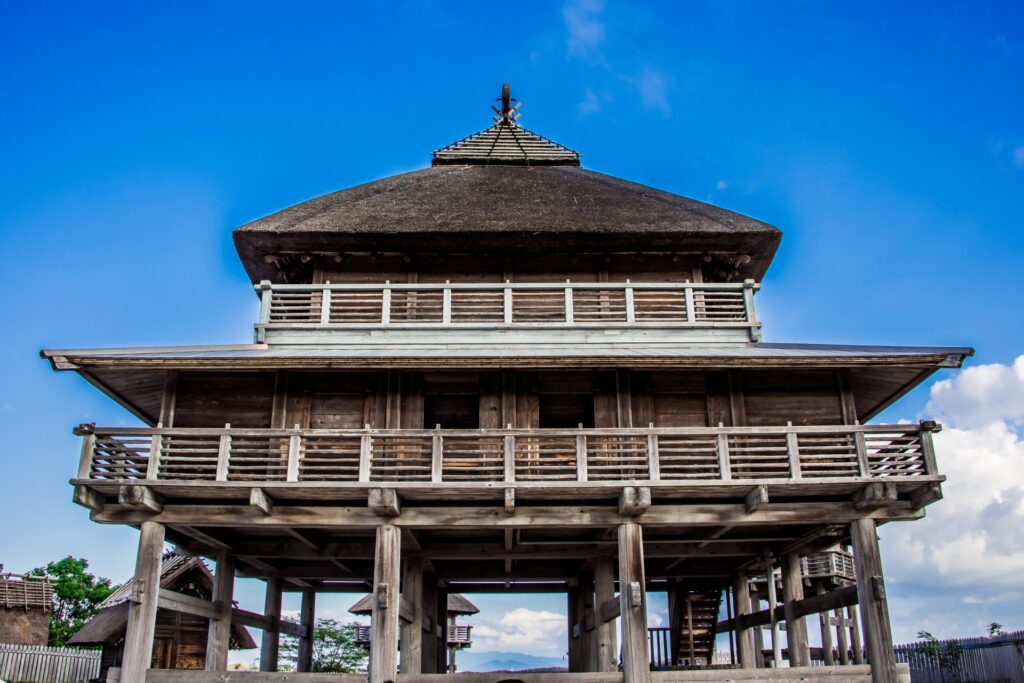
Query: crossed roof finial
[[492, 82, 521, 126]]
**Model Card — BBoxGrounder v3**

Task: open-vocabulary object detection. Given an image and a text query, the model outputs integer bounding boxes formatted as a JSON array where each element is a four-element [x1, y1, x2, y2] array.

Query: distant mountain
[[457, 650, 567, 672]]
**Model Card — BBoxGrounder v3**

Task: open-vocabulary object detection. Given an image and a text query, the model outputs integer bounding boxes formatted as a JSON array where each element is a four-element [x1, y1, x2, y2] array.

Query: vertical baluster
[[146, 422, 163, 481], [743, 279, 761, 341], [504, 281, 513, 325], [647, 429, 660, 482], [381, 281, 392, 324], [716, 426, 731, 480], [320, 281, 332, 325], [564, 280, 574, 324], [359, 428, 372, 482], [286, 424, 301, 483], [504, 434, 516, 483], [625, 281, 635, 323], [432, 429, 444, 483], [442, 281, 452, 325], [215, 423, 231, 482], [684, 285, 697, 323], [786, 422, 802, 479], [854, 426, 870, 477], [576, 433, 588, 482]]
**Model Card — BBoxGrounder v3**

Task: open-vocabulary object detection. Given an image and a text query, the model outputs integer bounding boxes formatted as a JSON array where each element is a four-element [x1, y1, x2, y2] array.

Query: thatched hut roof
[[68, 554, 256, 649]]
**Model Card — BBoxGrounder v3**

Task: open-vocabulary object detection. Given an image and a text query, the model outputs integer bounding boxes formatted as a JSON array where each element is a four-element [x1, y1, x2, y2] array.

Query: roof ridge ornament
[[491, 83, 522, 126], [432, 83, 580, 166]]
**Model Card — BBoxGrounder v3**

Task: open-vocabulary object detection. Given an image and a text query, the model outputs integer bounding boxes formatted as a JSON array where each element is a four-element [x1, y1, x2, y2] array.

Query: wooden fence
[[0, 643, 101, 682], [894, 630, 1024, 682]]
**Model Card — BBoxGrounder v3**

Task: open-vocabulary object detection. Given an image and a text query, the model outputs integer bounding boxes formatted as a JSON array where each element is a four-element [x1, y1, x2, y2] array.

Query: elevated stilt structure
[[44, 84, 971, 683]]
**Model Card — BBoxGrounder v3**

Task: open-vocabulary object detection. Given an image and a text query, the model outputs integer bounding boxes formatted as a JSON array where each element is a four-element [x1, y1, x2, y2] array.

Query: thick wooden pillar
[[121, 521, 165, 681], [851, 518, 898, 683], [594, 556, 618, 672], [567, 586, 581, 671], [436, 582, 449, 673], [578, 573, 596, 672], [420, 570, 439, 673], [205, 552, 235, 671], [371, 524, 401, 683], [400, 557, 424, 675], [297, 590, 316, 672], [260, 576, 283, 671], [751, 591, 765, 668], [835, 607, 850, 665], [781, 552, 810, 667], [817, 584, 835, 665], [667, 581, 682, 667], [849, 604, 864, 664], [617, 522, 650, 683], [733, 572, 755, 668]]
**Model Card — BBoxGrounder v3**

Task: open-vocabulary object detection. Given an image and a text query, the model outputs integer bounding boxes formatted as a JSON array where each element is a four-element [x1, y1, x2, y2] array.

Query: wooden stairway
[[668, 586, 722, 669]]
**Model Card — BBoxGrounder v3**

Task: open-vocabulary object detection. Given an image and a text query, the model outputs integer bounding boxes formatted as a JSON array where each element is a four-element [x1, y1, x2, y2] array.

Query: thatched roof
[[432, 121, 580, 166], [68, 554, 256, 648], [349, 593, 479, 616], [234, 165, 782, 283]]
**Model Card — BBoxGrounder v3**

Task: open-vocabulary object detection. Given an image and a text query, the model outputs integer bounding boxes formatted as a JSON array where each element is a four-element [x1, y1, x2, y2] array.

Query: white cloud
[[716, 180, 728, 190], [578, 87, 603, 116], [563, 0, 605, 60], [472, 607, 567, 658], [880, 356, 1024, 639], [631, 66, 670, 115], [925, 356, 1024, 429]]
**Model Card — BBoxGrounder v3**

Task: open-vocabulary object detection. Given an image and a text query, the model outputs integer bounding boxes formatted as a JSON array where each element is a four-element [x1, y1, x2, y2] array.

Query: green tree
[[279, 619, 368, 673], [30, 556, 118, 646], [916, 631, 964, 680]]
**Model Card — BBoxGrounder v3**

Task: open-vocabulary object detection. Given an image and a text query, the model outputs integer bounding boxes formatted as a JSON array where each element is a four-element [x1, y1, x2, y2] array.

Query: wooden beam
[[718, 585, 860, 631], [910, 482, 942, 509], [92, 501, 926, 528], [371, 524, 401, 683], [744, 485, 768, 514], [297, 590, 316, 672], [369, 488, 401, 517], [618, 487, 651, 516], [400, 558, 424, 675], [853, 483, 898, 511], [851, 518, 898, 683], [782, 552, 810, 667], [73, 485, 105, 513], [205, 552, 235, 671], [250, 488, 274, 516], [121, 521, 165, 682], [119, 485, 163, 513], [599, 597, 621, 623], [157, 588, 220, 621], [618, 522, 650, 683]]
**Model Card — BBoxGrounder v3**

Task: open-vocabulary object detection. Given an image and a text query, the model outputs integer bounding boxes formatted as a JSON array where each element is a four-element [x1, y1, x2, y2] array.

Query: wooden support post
[[567, 585, 581, 672], [667, 581, 682, 668], [436, 581, 449, 673], [836, 606, 850, 665], [851, 518, 897, 682], [849, 604, 864, 664], [371, 524, 401, 683], [578, 573, 597, 672], [618, 522, 650, 683], [817, 584, 835, 666], [297, 589, 316, 672], [594, 556, 618, 672], [205, 552, 235, 671], [260, 576, 283, 671], [781, 551, 810, 667], [733, 572, 755, 668], [765, 558, 782, 668], [120, 521, 165, 682], [400, 557, 424, 675], [751, 591, 765, 668], [420, 570, 439, 673]]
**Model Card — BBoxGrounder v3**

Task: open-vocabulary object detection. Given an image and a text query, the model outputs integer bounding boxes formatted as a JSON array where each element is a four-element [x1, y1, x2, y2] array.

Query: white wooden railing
[[254, 279, 761, 342], [76, 423, 939, 486]]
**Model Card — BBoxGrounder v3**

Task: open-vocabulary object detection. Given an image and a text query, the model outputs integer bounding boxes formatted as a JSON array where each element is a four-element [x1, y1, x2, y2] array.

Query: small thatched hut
[[69, 554, 255, 681]]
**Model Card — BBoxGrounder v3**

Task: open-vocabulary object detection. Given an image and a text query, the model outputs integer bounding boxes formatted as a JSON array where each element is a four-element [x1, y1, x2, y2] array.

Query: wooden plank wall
[[168, 369, 849, 431]]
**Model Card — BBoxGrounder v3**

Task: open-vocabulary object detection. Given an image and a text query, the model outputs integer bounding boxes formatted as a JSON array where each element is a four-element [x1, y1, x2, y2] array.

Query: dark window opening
[[423, 394, 479, 429], [539, 394, 595, 428]]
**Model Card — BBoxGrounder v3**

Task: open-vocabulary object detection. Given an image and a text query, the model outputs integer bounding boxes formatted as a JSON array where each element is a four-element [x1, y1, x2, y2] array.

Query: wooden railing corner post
[[319, 281, 332, 325], [854, 428, 870, 478], [286, 424, 301, 483], [646, 431, 660, 482], [564, 279, 574, 325], [145, 422, 163, 481], [716, 430, 732, 480], [684, 286, 697, 323], [918, 423, 939, 476], [503, 435, 516, 484], [359, 432, 372, 483], [76, 429, 98, 480], [576, 433, 588, 482], [786, 422, 802, 480], [381, 281, 392, 325], [215, 423, 232, 482], [624, 280, 636, 324], [431, 428, 444, 483], [503, 280, 513, 325], [442, 280, 452, 325]]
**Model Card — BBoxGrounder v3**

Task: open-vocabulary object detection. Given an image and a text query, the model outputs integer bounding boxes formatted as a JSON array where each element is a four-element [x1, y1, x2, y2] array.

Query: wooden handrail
[[80, 423, 940, 485]]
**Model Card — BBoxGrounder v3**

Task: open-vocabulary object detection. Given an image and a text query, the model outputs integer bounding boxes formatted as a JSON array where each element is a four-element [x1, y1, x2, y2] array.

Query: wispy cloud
[[563, 0, 606, 61], [631, 66, 670, 115], [578, 87, 603, 116]]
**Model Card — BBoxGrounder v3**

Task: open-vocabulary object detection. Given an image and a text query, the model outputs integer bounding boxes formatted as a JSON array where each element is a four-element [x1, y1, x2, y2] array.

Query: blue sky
[[2, 0, 1023, 663]]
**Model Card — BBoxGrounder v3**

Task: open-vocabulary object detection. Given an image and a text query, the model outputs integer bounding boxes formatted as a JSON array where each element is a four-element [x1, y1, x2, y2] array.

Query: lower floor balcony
[[72, 422, 943, 509]]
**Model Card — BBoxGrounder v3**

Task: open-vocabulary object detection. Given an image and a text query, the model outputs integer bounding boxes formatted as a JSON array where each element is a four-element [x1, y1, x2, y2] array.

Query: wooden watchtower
[[43, 85, 971, 683]]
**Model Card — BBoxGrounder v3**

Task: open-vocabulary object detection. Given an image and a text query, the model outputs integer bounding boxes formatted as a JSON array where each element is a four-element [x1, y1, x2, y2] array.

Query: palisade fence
[[0, 643, 101, 683], [895, 630, 1024, 682]]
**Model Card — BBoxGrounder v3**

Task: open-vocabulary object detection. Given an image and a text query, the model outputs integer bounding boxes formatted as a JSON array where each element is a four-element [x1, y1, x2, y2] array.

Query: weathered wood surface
[[205, 552, 235, 671], [260, 576, 283, 671], [0, 643, 100, 683], [618, 522, 650, 683], [851, 518, 898, 683], [121, 521, 165, 682], [782, 552, 810, 667], [370, 524, 400, 683]]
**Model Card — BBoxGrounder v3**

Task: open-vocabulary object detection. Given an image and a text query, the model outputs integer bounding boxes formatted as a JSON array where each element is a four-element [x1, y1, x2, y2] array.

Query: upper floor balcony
[[72, 422, 942, 510], [254, 279, 762, 345]]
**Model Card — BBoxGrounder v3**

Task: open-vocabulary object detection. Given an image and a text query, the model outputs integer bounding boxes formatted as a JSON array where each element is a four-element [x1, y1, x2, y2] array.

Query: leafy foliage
[[29, 556, 118, 646], [916, 631, 964, 678], [279, 618, 368, 673], [988, 622, 1005, 637]]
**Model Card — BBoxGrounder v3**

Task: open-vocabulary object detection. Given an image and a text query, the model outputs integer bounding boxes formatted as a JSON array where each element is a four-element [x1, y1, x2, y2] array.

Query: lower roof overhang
[[41, 341, 973, 425]]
